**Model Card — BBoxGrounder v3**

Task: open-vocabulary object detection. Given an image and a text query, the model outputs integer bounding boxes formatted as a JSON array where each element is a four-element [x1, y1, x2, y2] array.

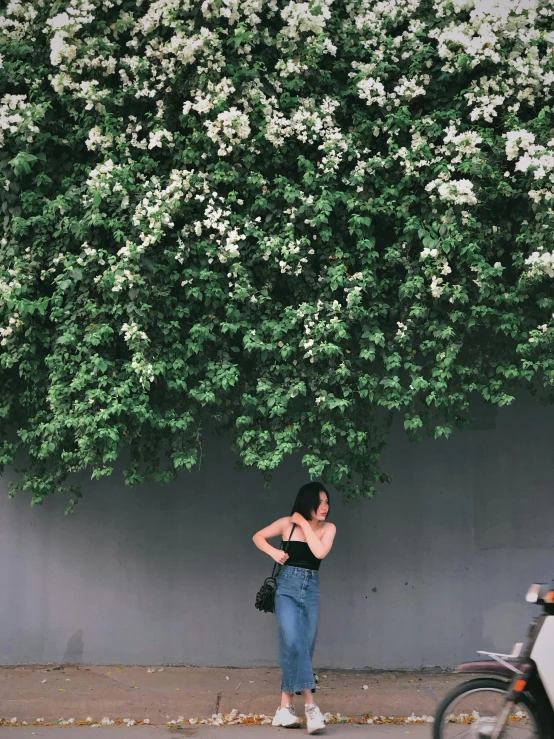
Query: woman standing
[[253, 482, 336, 734]]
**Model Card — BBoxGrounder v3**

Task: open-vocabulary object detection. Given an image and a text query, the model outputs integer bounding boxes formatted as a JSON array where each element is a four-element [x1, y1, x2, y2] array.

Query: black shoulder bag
[[255, 524, 297, 614]]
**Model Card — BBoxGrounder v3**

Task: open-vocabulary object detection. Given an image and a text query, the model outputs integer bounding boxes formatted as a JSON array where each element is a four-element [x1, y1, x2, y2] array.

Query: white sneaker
[[305, 703, 325, 734], [272, 704, 301, 728]]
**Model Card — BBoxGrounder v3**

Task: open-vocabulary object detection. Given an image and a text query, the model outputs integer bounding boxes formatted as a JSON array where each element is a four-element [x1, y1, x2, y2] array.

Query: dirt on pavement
[[0, 666, 466, 724]]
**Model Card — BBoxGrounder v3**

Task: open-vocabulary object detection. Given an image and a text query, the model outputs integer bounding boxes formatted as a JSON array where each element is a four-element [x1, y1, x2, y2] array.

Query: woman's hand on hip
[[270, 548, 290, 565]]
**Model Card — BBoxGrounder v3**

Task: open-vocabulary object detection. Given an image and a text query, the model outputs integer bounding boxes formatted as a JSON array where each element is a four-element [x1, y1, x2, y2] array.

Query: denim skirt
[[275, 565, 320, 694]]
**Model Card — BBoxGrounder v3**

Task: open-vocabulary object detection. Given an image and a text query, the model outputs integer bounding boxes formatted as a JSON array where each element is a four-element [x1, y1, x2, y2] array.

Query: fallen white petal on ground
[[0, 711, 437, 728]]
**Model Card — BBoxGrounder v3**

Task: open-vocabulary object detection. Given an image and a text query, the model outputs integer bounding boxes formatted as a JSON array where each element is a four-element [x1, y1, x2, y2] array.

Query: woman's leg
[[305, 577, 320, 661], [301, 578, 325, 733], [280, 690, 295, 709], [289, 575, 319, 695], [273, 585, 302, 725], [276, 573, 316, 696], [276, 591, 314, 695], [301, 575, 320, 704]]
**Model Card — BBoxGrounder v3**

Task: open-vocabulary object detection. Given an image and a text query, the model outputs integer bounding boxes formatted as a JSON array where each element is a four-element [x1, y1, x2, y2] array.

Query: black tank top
[[284, 541, 321, 571]]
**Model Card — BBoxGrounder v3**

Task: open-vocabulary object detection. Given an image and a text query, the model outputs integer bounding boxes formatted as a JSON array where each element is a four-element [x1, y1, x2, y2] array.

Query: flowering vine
[[0, 0, 553, 507]]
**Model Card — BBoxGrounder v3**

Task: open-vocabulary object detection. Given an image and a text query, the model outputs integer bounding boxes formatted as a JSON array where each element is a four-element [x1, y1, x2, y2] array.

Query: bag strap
[[270, 523, 297, 579]]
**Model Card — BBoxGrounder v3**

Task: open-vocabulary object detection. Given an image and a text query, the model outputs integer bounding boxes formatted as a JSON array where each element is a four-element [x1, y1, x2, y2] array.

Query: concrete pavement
[[0, 726, 432, 739], [0, 666, 460, 725]]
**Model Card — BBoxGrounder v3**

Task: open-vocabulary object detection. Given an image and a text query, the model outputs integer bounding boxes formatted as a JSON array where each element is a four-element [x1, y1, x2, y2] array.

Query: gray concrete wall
[[1, 396, 553, 669]]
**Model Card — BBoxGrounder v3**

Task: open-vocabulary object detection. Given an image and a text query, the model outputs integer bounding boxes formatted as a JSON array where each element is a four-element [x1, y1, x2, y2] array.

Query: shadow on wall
[[63, 629, 84, 664]]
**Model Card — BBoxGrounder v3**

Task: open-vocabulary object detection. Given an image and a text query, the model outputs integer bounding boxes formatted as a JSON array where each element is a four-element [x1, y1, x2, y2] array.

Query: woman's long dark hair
[[291, 482, 330, 521]]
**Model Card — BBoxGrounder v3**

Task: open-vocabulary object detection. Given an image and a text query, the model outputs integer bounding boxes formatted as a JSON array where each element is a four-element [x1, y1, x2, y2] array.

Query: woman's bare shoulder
[[312, 521, 335, 541], [276, 516, 292, 527], [254, 516, 290, 539]]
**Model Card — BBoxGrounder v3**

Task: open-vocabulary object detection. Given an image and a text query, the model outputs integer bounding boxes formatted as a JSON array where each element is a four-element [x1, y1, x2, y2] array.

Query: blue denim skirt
[[275, 565, 320, 694]]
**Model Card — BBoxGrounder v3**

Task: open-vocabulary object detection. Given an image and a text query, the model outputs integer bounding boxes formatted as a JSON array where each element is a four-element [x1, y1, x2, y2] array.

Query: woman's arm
[[253, 517, 290, 564], [290, 513, 336, 559]]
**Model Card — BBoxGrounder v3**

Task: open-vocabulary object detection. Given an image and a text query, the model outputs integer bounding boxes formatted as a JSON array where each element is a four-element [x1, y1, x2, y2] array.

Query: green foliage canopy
[[1, 0, 554, 507]]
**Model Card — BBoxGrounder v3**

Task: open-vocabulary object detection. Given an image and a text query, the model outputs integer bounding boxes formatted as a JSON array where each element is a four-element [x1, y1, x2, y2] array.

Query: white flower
[[86, 126, 114, 152], [204, 108, 251, 153], [430, 275, 445, 298], [505, 130, 536, 161], [394, 76, 428, 101], [357, 77, 387, 107], [280, 1, 332, 39], [48, 13, 71, 30], [525, 250, 554, 278], [396, 322, 408, 338], [148, 129, 173, 150], [49, 33, 70, 66], [426, 178, 478, 206]]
